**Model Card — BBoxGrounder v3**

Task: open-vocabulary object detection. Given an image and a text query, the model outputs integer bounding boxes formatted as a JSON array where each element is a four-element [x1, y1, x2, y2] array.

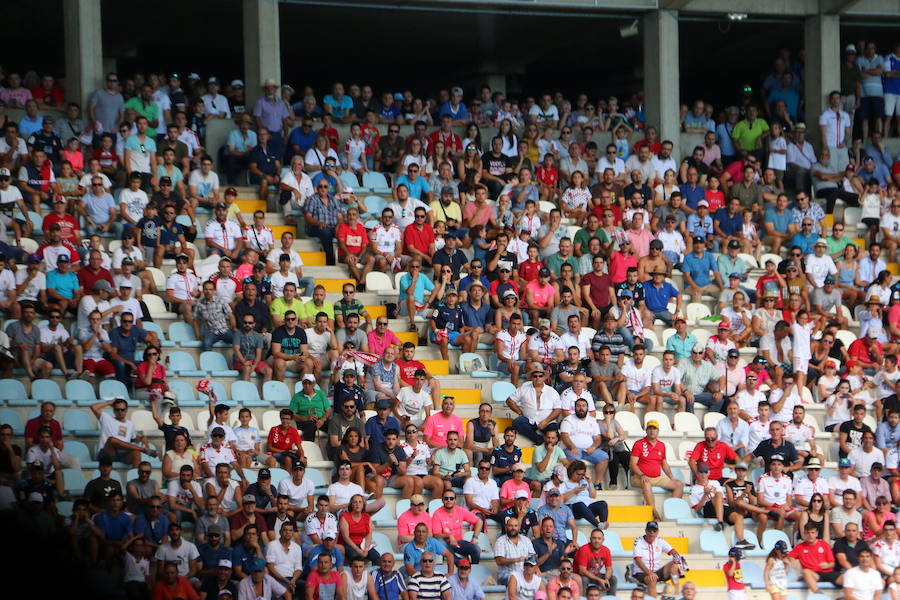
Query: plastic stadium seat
[[146, 267, 167, 290], [661, 328, 676, 346], [676, 441, 696, 462], [62, 468, 86, 494], [702, 412, 725, 429], [642, 329, 660, 349], [31, 379, 63, 404], [92, 469, 123, 485], [169, 323, 202, 348], [365, 271, 393, 293], [602, 529, 629, 557], [362, 173, 390, 193], [229, 411, 260, 429], [685, 302, 711, 324], [615, 411, 643, 436], [664, 497, 703, 525], [304, 467, 327, 489], [302, 442, 325, 463], [167, 351, 205, 377], [613, 564, 635, 591], [741, 561, 765, 588], [458, 352, 498, 377], [0, 379, 27, 403], [168, 380, 203, 407], [99, 380, 133, 403], [395, 499, 411, 516], [642, 355, 661, 370], [231, 381, 268, 407], [141, 321, 173, 347], [199, 380, 229, 405], [200, 351, 240, 378], [692, 328, 711, 347], [142, 294, 176, 318], [62, 409, 96, 436], [371, 531, 395, 555], [835, 329, 857, 347], [738, 253, 759, 269], [673, 412, 703, 436], [66, 440, 97, 467], [762, 529, 791, 551], [19, 237, 38, 253], [131, 409, 158, 433], [844, 206, 862, 225], [269, 468, 289, 487], [261, 410, 281, 430], [644, 411, 674, 435], [66, 379, 97, 406], [0, 408, 24, 434], [263, 381, 291, 406], [492, 381, 516, 404], [700, 530, 730, 556]]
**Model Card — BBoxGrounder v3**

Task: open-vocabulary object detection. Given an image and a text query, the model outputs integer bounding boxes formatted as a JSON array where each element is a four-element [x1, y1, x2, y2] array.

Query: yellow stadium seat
[[318, 278, 358, 292], [520, 446, 534, 462], [271, 225, 296, 240], [444, 388, 481, 405], [853, 237, 867, 250], [236, 199, 266, 212], [420, 360, 449, 375], [493, 417, 513, 432], [824, 214, 834, 228], [681, 569, 726, 587], [608, 505, 653, 523], [888, 263, 899, 276], [299, 251, 326, 266], [395, 331, 419, 346], [365, 305, 387, 319]]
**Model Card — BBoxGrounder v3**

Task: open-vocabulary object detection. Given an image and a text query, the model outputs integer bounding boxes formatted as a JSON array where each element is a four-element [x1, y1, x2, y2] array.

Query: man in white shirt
[[849, 431, 882, 478], [628, 520, 682, 597], [154, 522, 200, 578], [91, 397, 156, 467], [277, 463, 315, 513], [829, 458, 863, 508], [559, 398, 609, 484], [494, 314, 528, 386], [265, 520, 303, 593], [622, 345, 654, 411], [818, 91, 852, 171], [189, 156, 221, 210], [505, 364, 561, 444], [559, 315, 592, 361], [805, 239, 838, 287], [204, 202, 244, 260], [650, 350, 687, 412], [747, 401, 773, 453], [650, 141, 677, 186], [786, 123, 817, 193], [844, 548, 885, 600], [792, 458, 831, 508], [202, 78, 231, 119], [463, 458, 500, 528], [735, 373, 766, 421]]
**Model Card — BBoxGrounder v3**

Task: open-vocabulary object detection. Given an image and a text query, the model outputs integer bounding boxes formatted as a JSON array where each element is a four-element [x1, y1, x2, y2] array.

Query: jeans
[[297, 277, 316, 297], [570, 500, 609, 526], [694, 391, 723, 413], [448, 539, 480, 564], [112, 359, 136, 386], [662, 251, 681, 270], [306, 224, 336, 265], [617, 327, 654, 352], [607, 450, 631, 486], [816, 187, 860, 214], [512, 415, 559, 444], [566, 447, 610, 465], [345, 544, 381, 565], [202, 328, 234, 351], [652, 310, 674, 327], [86, 221, 124, 238]]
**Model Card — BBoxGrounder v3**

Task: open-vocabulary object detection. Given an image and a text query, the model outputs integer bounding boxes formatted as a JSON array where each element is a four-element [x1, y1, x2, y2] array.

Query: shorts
[[634, 568, 669, 584], [858, 96, 885, 120], [862, 217, 880, 230], [631, 474, 673, 488], [814, 570, 840, 584], [766, 504, 798, 520], [700, 503, 734, 522], [97, 448, 134, 463], [886, 93, 900, 116], [728, 590, 747, 600], [233, 359, 269, 375], [84, 358, 115, 377], [792, 356, 808, 374]]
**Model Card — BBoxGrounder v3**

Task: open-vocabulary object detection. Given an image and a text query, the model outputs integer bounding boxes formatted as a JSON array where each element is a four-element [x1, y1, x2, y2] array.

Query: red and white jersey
[[757, 472, 793, 505], [198, 442, 237, 466], [38, 240, 78, 271], [371, 224, 402, 254], [209, 274, 243, 303], [527, 333, 564, 363], [783, 422, 814, 451], [496, 330, 527, 361], [243, 225, 275, 251], [792, 475, 831, 504], [873, 539, 900, 571], [632, 535, 673, 574], [166, 270, 200, 301], [204, 219, 243, 251]]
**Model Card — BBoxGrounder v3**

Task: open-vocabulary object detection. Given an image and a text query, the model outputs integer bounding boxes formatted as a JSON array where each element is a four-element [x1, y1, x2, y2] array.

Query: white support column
[[64, 0, 103, 109], [804, 14, 841, 146], [243, 0, 282, 109], [643, 9, 681, 153]]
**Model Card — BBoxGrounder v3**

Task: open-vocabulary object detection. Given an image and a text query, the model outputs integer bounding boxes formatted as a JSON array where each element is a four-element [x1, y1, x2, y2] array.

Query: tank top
[[513, 572, 543, 600], [753, 308, 780, 337], [838, 260, 857, 287], [345, 568, 369, 600], [165, 450, 194, 476], [767, 559, 787, 588], [471, 419, 496, 445]]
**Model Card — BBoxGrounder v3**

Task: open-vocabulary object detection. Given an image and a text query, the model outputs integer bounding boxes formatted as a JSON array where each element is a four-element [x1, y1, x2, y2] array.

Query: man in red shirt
[[429, 115, 462, 156], [403, 207, 436, 267], [395, 341, 441, 408], [265, 409, 304, 470], [688, 427, 738, 481], [306, 552, 344, 600], [336, 206, 374, 287], [630, 420, 684, 520], [42, 196, 82, 244], [847, 330, 884, 370], [229, 493, 269, 545], [574, 528, 614, 592], [632, 126, 662, 156], [77, 249, 115, 294], [787, 522, 840, 592], [152, 561, 199, 600]]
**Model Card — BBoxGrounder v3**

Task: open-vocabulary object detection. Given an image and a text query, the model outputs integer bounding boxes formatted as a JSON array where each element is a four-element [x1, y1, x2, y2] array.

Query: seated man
[[627, 521, 684, 598], [788, 522, 841, 592]]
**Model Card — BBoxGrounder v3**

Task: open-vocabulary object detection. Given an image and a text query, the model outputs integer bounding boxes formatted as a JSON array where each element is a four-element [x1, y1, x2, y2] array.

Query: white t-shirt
[[326, 481, 364, 508], [266, 248, 304, 272], [757, 472, 792, 505], [270, 271, 298, 298], [112, 246, 143, 270], [389, 198, 428, 228], [848, 447, 882, 478], [559, 415, 600, 448], [689, 480, 724, 509], [529, 104, 560, 124], [15, 269, 45, 302], [109, 297, 142, 326], [204, 219, 243, 251], [622, 360, 653, 392], [768, 136, 787, 171], [791, 321, 815, 360], [792, 475, 831, 503], [154, 540, 200, 577], [189, 170, 220, 199], [277, 477, 315, 509], [305, 328, 332, 357], [371, 224, 402, 254], [399, 441, 431, 476], [39, 324, 70, 345], [748, 419, 772, 452], [873, 539, 900, 574], [119, 188, 149, 223], [166, 478, 204, 509], [651, 365, 682, 393], [632, 535, 673, 574], [735, 389, 766, 419], [98, 412, 135, 449], [496, 330, 528, 361], [0, 185, 24, 216], [842, 566, 885, 600], [463, 476, 499, 510], [804, 254, 838, 288], [0, 269, 16, 302], [559, 331, 592, 360], [234, 426, 260, 452], [244, 225, 275, 251], [882, 211, 900, 237], [783, 422, 814, 451], [874, 369, 900, 401], [397, 387, 430, 426], [769, 389, 802, 424], [828, 475, 862, 498], [204, 477, 241, 512], [527, 333, 564, 362], [266, 541, 303, 578]]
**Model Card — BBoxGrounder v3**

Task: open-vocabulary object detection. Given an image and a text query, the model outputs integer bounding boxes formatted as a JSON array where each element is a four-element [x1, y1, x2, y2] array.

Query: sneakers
[[735, 539, 756, 550], [407, 323, 418, 332], [713, 521, 723, 531]]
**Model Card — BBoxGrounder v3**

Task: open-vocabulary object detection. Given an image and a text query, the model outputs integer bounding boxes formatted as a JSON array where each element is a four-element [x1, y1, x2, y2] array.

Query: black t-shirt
[[245, 481, 275, 509], [484, 250, 518, 281], [83, 476, 122, 507], [832, 537, 869, 569], [271, 326, 308, 355], [552, 361, 588, 393], [432, 305, 464, 331], [838, 421, 873, 458], [365, 444, 407, 478], [334, 382, 365, 413], [532, 536, 566, 572], [724, 479, 756, 505], [502, 507, 539, 535], [481, 152, 512, 178], [753, 439, 799, 472], [235, 299, 271, 333], [200, 576, 237, 600], [432, 249, 467, 281]]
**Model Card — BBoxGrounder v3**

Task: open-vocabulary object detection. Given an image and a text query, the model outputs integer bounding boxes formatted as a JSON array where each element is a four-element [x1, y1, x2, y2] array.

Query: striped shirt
[[407, 573, 450, 600]]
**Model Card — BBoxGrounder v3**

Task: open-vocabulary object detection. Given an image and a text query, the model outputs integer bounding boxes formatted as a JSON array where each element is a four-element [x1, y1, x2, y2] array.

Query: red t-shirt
[[705, 190, 725, 212], [229, 510, 268, 538], [518, 260, 544, 283], [592, 204, 623, 225], [788, 540, 834, 572], [396, 359, 426, 386], [307, 570, 344, 600], [360, 124, 380, 155], [24, 417, 63, 446], [490, 279, 520, 300], [337, 222, 369, 255], [429, 130, 462, 154], [340, 511, 371, 546], [267, 425, 302, 453], [632, 140, 662, 155], [30, 85, 64, 106], [43, 213, 79, 242], [609, 251, 638, 285], [848, 338, 882, 364], [724, 561, 746, 590], [403, 223, 436, 256], [574, 543, 612, 576], [688, 441, 737, 480], [152, 577, 199, 600], [631, 437, 666, 478], [536, 166, 559, 187], [755, 274, 784, 309], [77, 267, 115, 295], [92, 148, 118, 170], [320, 126, 339, 151], [135, 363, 166, 388]]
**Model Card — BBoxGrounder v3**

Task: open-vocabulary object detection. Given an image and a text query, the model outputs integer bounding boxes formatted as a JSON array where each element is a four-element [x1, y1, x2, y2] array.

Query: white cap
[[118, 280, 133, 288], [344, 186, 353, 194], [27, 492, 43, 503], [514, 489, 529, 499], [302, 373, 317, 383], [845, 44, 857, 52], [230, 80, 244, 88], [188, 73, 200, 80]]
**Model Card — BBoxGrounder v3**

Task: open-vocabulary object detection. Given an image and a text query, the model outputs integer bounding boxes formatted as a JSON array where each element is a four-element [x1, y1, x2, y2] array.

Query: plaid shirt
[[305, 192, 340, 228], [792, 203, 825, 234], [193, 296, 232, 334]]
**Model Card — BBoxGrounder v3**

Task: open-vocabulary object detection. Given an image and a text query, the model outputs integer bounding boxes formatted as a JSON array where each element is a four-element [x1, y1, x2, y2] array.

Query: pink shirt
[[368, 329, 401, 356], [524, 280, 555, 308], [431, 505, 479, 540], [235, 264, 254, 280], [397, 509, 432, 538], [627, 228, 654, 258], [423, 412, 464, 447], [500, 479, 532, 502]]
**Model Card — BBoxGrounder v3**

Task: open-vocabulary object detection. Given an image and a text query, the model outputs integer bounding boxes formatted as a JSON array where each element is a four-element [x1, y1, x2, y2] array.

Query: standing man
[[253, 79, 291, 155]]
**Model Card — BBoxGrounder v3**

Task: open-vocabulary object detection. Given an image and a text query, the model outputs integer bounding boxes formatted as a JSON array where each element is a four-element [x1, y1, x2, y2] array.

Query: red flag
[[349, 349, 380, 366]]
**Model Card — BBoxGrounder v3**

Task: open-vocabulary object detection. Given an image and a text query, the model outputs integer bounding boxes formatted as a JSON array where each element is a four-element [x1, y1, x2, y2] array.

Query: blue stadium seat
[[613, 565, 635, 590], [602, 529, 630, 558], [230, 381, 268, 407], [66, 379, 97, 406], [663, 497, 704, 525], [741, 561, 765, 588], [700, 530, 730, 556], [169, 323, 202, 348], [269, 468, 289, 487], [395, 499, 411, 516], [63, 409, 98, 436], [167, 351, 205, 377], [491, 381, 516, 404], [371, 503, 394, 526], [142, 322, 174, 347], [304, 467, 327, 489], [762, 529, 791, 551], [0, 379, 27, 404], [57, 501, 74, 517], [362, 173, 390, 194], [340, 171, 367, 191], [0, 408, 24, 434], [31, 379, 68, 406], [66, 440, 98, 468], [168, 380, 203, 407], [99, 380, 135, 404], [200, 351, 239, 378], [371, 532, 396, 556], [199, 380, 230, 405], [62, 468, 86, 494], [263, 381, 291, 406]]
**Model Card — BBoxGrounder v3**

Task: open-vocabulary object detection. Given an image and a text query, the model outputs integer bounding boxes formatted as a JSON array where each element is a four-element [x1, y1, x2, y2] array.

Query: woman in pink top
[[423, 397, 464, 449], [500, 463, 532, 508], [397, 494, 432, 544], [524, 268, 557, 324]]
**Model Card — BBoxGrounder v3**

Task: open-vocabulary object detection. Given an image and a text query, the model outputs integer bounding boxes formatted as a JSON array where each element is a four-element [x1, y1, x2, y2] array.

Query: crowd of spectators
[[1, 39, 900, 600]]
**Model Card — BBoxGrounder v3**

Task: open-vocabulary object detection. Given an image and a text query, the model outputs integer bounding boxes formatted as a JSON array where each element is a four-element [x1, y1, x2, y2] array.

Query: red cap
[[458, 559, 472, 567], [846, 359, 859, 368], [717, 319, 731, 329]]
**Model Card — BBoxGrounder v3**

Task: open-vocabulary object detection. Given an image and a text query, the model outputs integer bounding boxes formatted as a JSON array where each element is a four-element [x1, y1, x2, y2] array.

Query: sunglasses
[[146, 352, 159, 356], [604, 410, 615, 414], [478, 466, 490, 470], [114, 407, 127, 413], [285, 317, 296, 321], [377, 321, 388, 326], [421, 559, 434, 563], [243, 321, 255, 325], [443, 496, 455, 500]]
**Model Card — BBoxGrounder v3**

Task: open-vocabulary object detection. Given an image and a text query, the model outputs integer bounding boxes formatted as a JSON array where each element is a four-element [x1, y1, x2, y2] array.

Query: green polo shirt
[[827, 234, 853, 257], [301, 299, 335, 321], [545, 253, 579, 278], [123, 97, 161, 137], [289, 389, 330, 419], [731, 118, 769, 152]]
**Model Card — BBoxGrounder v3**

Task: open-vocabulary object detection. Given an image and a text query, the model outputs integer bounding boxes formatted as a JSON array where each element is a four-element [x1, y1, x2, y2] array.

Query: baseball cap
[[215, 202, 227, 210], [56, 254, 70, 263], [302, 373, 316, 382], [250, 557, 267, 572], [159, 175, 172, 185], [692, 342, 705, 353], [257, 468, 271, 479], [242, 493, 256, 504], [218, 559, 232, 569], [728, 547, 743, 559], [805, 458, 822, 469], [774, 540, 788, 552], [27, 492, 43, 503], [538, 267, 551, 278], [794, 122, 807, 131], [292, 462, 305, 471], [0, 167, 10, 177], [376, 398, 393, 410], [27, 253, 41, 264], [93, 280, 113, 292], [692, 235, 705, 244], [845, 44, 857, 52], [446, 289, 458, 296], [208, 524, 223, 535], [342, 369, 358, 378], [52, 195, 66, 204], [697, 199, 709, 208], [515, 489, 529, 499], [458, 559, 472, 567], [530, 365, 546, 376], [513, 463, 527, 472], [728, 272, 742, 279], [502, 289, 518, 299], [524, 554, 538, 566], [649, 239, 663, 250], [824, 275, 836, 284], [769, 454, 785, 463], [646, 420, 659, 429], [718, 319, 731, 329], [441, 185, 455, 195], [814, 238, 828, 247], [208, 76, 219, 84], [118, 280, 133, 288], [863, 156, 875, 163], [618, 288, 634, 299], [727, 348, 740, 359], [734, 462, 749, 470], [538, 319, 551, 329], [410, 494, 426, 506], [728, 240, 740, 249], [674, 314, 686, 323], [839, 457, 852, 468], [121, 257, 134, 266], [645, 521, 659, 530], [230, 79, 244, 88], [547, 488, 561, 497], [847, 359, 859, 368]]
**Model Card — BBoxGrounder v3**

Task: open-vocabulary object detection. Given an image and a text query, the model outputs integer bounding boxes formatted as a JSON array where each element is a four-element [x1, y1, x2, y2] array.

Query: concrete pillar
[[484, 73, 507, 96], [63, 0, 104, 109], [643, 10, 681, 153], [243, 0, 282, 109], [804, 14, 841, 146]]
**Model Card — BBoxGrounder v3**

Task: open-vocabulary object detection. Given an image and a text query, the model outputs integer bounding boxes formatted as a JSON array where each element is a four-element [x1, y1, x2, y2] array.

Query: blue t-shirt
[[109, 325, 148, 362], [398, 273, 434, 303], [93, 510, 133, 541], [680, 252, 718, 288], [232, 541, 267, 575], [133, 513, 169, 544], [686, 214, 713, 237], [85, 192, 117, 225], [490, 444, 521, 471], [323, 94, 354, 118], [885, 54, 900, 95], [288, 127, 317, 154], [764, 207, 792, 234], [857, 55, 885, 97], [679, 183, 705, 210], [158, 221, 185, 246], [790, 231, 818, 255], [643, 281, 680, 313], [403, 537, 446, 570], [459, 299, 494, 329], [394, 175, 431, 202], [438, 102, 469, 121], [226, 129, 257, 152], [198, 542, 232, 571], [378, 104, 402, 121], [364, 415, 401, 447], [714, 208, 742, 236], [46, 269, 79, 299], [432, 305, 464, 331]]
